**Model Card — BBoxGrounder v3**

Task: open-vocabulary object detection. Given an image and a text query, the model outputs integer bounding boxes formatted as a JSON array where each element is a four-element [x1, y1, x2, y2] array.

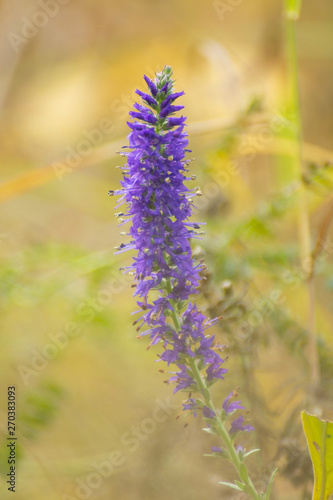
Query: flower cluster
[[110, 66, 253, 435]]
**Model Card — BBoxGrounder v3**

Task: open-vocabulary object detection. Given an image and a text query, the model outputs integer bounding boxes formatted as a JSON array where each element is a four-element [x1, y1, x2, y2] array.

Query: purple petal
[[143, 75, 158, 96], [230, 416, 254, 434]]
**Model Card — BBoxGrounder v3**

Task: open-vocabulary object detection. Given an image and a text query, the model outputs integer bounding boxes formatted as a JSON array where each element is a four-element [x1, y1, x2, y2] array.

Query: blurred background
[[0, 0, 333, 499]]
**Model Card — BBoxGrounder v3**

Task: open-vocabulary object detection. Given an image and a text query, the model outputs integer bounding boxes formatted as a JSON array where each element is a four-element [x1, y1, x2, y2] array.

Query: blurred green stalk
[[284, 0, 302, 20], [283, 0, 319, 388]]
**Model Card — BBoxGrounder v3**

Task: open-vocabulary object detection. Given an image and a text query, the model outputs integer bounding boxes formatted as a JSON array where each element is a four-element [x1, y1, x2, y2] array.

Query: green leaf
[[301, 411, 333, 500], [243, 448, 260, 458], [202, 427, 215, 435], [265, 468, 278, 500], [219, 481, 244, 492], [239, 463, 249, 482], [235, 480, 246, 491]]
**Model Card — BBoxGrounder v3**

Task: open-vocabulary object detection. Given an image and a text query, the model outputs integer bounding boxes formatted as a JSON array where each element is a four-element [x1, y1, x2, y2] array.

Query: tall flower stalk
[[283, 0, 319, 389], [110, 66, 276, 499]]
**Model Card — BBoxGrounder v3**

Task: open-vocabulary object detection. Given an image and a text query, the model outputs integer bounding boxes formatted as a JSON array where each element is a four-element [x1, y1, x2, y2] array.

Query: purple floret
[[222, 391, 245, 414], [230, 416, 254, 434]]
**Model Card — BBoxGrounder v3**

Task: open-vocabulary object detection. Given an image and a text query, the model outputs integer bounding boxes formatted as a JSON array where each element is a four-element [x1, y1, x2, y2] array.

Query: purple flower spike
[[112, 65, 227, 390], [113, 66, 254, 445]]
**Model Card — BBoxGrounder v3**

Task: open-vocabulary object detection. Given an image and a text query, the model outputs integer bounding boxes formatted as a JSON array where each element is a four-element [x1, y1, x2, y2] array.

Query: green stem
[[284, 0, 302, 20], [165, 280, 262, 500], [284, 0, 319, 388], [188, 357, 261, 500]]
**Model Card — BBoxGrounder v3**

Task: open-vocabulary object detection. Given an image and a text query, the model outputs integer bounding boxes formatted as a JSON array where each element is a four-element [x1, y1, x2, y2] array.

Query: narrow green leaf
[[219, 481, 243, 492], [301, 411, 333, 500], [243, 449, 260, 458], [202, 427, 215, 435], [265, 468, 278, 500], [239, 463, 249, 482], [235, 480, 246, 491]]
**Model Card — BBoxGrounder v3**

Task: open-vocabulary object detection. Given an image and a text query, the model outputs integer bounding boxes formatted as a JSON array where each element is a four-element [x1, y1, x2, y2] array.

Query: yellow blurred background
[[0, 0, 333, 499]]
